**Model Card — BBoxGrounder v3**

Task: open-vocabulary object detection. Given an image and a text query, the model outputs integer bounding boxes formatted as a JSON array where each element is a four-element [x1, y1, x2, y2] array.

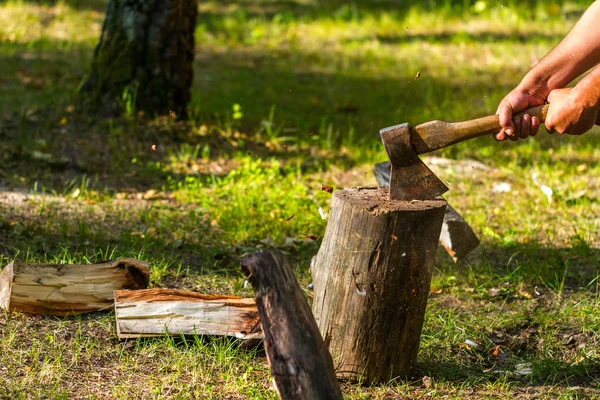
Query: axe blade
[[380, 123, 449, 200]]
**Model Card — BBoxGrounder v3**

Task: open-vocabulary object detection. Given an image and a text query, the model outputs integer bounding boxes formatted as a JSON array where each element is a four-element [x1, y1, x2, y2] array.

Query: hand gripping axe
[[380, 104, 549, 200]]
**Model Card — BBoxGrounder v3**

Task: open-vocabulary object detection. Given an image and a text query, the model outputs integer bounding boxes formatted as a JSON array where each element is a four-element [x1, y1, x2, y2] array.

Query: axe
[[380, 104, 550, 200], [374, 161, 480, 262]]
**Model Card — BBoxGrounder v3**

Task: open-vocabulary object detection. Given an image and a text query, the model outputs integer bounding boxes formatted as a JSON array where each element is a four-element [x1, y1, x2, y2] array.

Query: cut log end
[[335, 186, 446, 213], [0, 258, 149, 316]]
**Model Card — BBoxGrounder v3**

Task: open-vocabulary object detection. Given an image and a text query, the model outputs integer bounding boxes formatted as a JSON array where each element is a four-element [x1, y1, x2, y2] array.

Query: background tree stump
[[82, 0, 197, 118], [311, 186, 447, 384]]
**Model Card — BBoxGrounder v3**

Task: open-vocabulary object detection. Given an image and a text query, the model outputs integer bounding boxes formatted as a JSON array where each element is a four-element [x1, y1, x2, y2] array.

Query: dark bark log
[[82, 0, 197, 118], [241, 250, 343, 400], [311, 187, 446, 384]]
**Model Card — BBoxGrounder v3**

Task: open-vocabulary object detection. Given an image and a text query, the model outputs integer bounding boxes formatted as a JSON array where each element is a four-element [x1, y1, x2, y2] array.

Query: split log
[[374, 161, 480, 261], [241, 250, 343, 400], [311, 187, 447, 384], [114, 289, 262, 340], [0, 258, 148, 316]]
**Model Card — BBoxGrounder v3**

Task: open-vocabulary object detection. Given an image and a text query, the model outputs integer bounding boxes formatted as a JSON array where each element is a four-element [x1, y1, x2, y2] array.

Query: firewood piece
[[311, 187, 447, 384], [241, 250, 343, 400], [374, 161, 480, 261], [114, 289, 263, 340], [0, 258, 149, 316]]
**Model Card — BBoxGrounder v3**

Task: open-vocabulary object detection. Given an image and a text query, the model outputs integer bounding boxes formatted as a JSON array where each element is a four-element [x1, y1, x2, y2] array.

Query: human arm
[[495, 0, 600, 140]]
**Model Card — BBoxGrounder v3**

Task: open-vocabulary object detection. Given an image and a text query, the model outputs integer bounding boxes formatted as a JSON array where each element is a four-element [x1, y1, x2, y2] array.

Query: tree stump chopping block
[[311, 186, 447, 384]]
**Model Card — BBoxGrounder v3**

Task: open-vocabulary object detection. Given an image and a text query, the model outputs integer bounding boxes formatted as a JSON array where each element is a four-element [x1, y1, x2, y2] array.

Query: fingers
[[509, 116, 521, 141], [520, 114, 531, 139], [531, 116, 540, 136], [495, 102, 515, 141], [496, 113, 539, 141]]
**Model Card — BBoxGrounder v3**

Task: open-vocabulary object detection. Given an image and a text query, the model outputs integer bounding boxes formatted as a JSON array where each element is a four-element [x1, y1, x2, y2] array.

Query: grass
[[1, 0, 599, 398]]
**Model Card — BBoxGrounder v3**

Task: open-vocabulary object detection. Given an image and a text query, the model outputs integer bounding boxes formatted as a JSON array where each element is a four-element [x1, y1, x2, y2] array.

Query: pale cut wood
[[114, 289, 262, 340], [241, 250, 343, 400], [0, 258, 149, 316], [311, 187, 446, 384]]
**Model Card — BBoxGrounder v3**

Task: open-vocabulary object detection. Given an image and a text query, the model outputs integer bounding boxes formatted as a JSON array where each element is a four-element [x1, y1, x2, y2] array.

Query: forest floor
[[0, 0, 599, 398]]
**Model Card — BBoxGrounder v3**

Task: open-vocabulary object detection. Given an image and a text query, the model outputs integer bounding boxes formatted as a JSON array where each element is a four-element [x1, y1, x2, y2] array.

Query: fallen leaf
[[487, 345, 506, 357], [492, 182, 512, 193], [464, 339, 484, 351], [65, 105, 74, 113], [518, 290, 533, 299], [303, 234, 319, 240], [422, 376, 432, 389], [59, 117, 68, 125], [143, 189, 158, 200], [415, 71, 421, 80]]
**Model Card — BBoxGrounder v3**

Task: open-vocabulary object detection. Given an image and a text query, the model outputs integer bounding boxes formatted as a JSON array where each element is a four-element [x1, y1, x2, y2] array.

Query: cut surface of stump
[[241, 250, 343, 400], [114, 289, 262, 340], [0, 258, 149, 316], [311, 186, 446, 384]]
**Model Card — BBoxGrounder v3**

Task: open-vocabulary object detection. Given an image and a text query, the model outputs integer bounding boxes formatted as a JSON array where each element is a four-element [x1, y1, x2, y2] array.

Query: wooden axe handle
[[413, 104, 552, 154]]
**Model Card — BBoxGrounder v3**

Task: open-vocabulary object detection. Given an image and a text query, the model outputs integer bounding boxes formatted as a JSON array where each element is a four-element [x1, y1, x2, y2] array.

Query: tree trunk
[[82, 0, 197, 118], [241, 250, 343, 400], [311, 187, 446, 384]]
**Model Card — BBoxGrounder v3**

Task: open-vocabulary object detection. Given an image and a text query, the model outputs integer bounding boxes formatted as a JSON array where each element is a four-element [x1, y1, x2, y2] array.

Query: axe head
[[380, 123, 449, 200]]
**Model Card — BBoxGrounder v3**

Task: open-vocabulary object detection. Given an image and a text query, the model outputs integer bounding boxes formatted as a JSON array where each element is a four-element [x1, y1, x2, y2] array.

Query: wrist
[[571, 83, 600, 109], [517, 74, 551, 100]]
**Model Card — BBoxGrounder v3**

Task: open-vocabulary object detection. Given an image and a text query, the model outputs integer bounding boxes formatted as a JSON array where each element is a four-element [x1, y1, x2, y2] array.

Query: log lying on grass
[[311, 187, 446, 384], [114, 289, 263, 340], [241, 250, 343, 400], [0, 258, 149, 316]]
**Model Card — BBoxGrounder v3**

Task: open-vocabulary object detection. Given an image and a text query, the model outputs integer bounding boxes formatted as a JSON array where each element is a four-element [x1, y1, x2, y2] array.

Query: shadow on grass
[[456, 241, 600, 291], [418, 359, 600, 387]]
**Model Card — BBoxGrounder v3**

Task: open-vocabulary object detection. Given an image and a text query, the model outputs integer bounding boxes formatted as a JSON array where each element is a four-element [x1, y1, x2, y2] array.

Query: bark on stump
[[82, 0, 197, 118], [311, 186, 447, 384], [241, 250, 343, 400]]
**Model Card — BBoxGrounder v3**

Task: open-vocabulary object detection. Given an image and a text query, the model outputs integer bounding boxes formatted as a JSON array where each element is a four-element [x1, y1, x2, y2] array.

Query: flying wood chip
[[321, 184, 334, 194], [285, 215, 295, 221], [415, 71, 421, 80]]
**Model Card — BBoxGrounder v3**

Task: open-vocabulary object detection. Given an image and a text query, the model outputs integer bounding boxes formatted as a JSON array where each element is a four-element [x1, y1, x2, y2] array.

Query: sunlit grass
[[0, 0, 599, 398]]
